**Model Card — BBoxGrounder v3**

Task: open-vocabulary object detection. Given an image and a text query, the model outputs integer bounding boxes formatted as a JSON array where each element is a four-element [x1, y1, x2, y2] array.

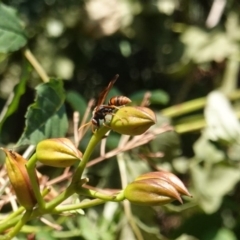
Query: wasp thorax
[[108, 96, 131, 106]]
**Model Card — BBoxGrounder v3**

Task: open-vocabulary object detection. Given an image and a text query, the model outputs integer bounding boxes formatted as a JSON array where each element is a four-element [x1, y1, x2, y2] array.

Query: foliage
[[1, 0, 240, 240]]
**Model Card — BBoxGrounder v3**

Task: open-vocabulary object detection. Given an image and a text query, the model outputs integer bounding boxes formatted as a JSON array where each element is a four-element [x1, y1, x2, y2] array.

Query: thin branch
[[87, 125, 173, 167], [23, 48, 49, 83], [73, 111, 80, 147]]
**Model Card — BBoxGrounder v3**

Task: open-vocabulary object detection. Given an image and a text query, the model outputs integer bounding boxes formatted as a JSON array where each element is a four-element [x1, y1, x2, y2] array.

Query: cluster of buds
[[124, 171, 191, 206], [2, 148, 37, 210], [2, 138, 82, 209]]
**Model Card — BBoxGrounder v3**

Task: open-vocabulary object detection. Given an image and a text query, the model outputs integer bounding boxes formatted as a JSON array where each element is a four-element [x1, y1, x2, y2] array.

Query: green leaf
[[0, 62, 29, 131], [204, 91, 240, 144], [0, 3, 27, 53], [17, 79, 67, 145], [191, 162, 240, 214], [66, 90, 87, 117], [150, 89, 169, 105], [130, 89, 169, 105], [78, 212, 100, 240], [212, 228, 237, 240]]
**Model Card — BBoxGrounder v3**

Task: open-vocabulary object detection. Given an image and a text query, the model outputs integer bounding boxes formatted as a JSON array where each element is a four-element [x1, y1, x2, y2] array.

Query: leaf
[[17, 79, 67, 145], [204, 91, 240, 144], [0, 3, 27, 53], [193, 134, 225, 164], [150, 89, 169, 105], [176, 234, 198, 240], [181, 26, 238, 63], [191, 163, 240, 214], [212, 228, 237, 240], [78, 211, 100, 240], [130, 89, 169, 105], [66, 90, 87, 117], [0, 62, 29, 131]]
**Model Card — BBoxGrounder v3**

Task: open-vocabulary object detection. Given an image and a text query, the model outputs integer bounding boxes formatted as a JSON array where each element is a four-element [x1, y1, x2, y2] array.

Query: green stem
[[0, 199, 107, 234], [53, 198, 105, 213], [4, 210, 32, 240], [26, 153, 45, 209], [45, 127, 109, 210], [44, 185, 75, 210], [0, 126, 111, 235], [71, 127, 109, 184], [76, 188, 125, 202], [0, 206, 25, 223], [161, 89, 240, 119]]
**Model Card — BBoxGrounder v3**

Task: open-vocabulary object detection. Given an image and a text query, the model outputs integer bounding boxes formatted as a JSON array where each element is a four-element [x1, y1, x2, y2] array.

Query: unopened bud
[[36, 138, 82, 168], [135, 171, 191, 197], [124, 171, 191, 206], [2, 148, 37, 210], [110, 106, 156, 135]]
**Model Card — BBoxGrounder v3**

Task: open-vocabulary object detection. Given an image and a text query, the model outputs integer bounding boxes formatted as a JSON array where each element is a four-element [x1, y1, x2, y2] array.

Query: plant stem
[[53, 198, 105, 213], [0, 206, 25, 224], [45, 127, 109, 210], [76, 188, 125, 202], [71, 127, 109, 184], [23, 48, 49, 83], [26, 154, 45, 209], [4, 210, 32, 240]]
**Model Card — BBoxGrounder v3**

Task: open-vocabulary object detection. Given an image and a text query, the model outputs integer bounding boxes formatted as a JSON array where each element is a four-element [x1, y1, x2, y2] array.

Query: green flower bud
[[109, 106, 156, 135], [135, 171, 191, 197], [124, 171, 191, 206], [36, 138, 82, 167], [124, 178, 181, 206], [2, 148, 37, 210]]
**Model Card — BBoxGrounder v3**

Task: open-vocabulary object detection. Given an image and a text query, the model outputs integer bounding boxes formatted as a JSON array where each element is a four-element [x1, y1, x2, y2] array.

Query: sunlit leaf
[[191, 163, 240, 214], [204, 91, 240, 144], [0, 3, 27, 53], [17, 79, 67, 145], [193, 134, 225, 163], [181, 27, 237, 63], [212, 228, 237, 240], [77, 211, 100, 240], [176, 234, 198, 240]]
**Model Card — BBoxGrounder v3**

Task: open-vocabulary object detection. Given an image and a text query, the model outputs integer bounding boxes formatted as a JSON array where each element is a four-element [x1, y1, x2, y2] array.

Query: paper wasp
[[79, 74, 131, 132]]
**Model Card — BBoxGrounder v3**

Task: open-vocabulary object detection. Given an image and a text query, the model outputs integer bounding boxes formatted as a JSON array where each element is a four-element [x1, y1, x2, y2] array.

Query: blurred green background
[[1, 0, 240, 239]]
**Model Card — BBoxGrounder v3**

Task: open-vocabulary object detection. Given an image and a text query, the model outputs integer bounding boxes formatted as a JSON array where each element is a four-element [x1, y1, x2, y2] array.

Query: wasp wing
[[95, 74, 119, 110]]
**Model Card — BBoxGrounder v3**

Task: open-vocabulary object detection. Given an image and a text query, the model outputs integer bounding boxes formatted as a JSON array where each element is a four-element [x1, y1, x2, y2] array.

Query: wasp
[[79, 74, 131, 132]]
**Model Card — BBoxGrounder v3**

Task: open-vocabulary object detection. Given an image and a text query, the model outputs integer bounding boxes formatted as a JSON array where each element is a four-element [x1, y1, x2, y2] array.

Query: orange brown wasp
[[79, 74, 131, 132]]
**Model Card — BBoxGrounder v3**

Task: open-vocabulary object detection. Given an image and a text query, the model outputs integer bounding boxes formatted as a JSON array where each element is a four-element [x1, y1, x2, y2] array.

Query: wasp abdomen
[[108, 96, 131, 106]]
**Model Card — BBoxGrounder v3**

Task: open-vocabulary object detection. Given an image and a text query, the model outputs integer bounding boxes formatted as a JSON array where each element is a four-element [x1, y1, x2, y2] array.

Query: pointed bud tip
[[137, 171, 192, 198]]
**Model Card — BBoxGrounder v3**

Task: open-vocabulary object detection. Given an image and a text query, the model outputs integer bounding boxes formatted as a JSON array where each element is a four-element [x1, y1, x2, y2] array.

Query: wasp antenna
[[78, 121, 91, 132]]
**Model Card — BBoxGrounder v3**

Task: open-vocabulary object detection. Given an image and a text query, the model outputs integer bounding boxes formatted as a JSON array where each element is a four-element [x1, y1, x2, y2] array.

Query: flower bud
[[2, 148, 37, 210], [110, 106, 156, 135], [124, 171, 191, 206], [135, 171, 191, 197], [36, 138, 82, 168]]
